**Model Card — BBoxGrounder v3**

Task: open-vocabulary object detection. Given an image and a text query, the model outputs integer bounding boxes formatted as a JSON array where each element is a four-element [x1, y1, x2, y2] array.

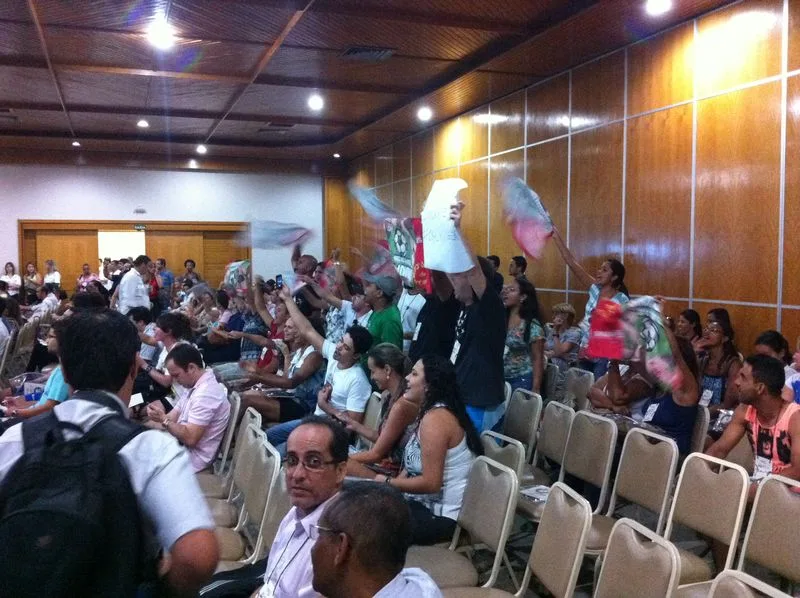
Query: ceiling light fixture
[[71, 140, 81, 147], [645, 0, 672, 16], [417, 106, 433, 122], [307, 94, 324, 111], [196, 144, 207, 155], [137, 119, 150, 128], [333, 153, 341, 158], [146, 14, 176, 50], [188, 159, 198, 169]]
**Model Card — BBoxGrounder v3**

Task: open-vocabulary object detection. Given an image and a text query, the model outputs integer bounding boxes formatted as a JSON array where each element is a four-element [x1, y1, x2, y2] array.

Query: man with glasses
[[310, 482, 441, 598]]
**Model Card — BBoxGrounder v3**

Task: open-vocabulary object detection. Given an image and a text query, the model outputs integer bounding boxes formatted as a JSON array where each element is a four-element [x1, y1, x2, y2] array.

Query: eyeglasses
[[309, 523, 341, 541], [704, 325, 724, 334], [284, 454, 339, 471]]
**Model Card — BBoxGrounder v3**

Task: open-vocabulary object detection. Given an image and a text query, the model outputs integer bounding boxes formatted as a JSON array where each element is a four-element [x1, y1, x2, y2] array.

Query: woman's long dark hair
[[607, 258, 629, 297], [754, 330, 791, 365], [680, 309, 702, 339], [706, 308, 739, 368], [419, 354, 484, 457], [507, 276, 543, 343]]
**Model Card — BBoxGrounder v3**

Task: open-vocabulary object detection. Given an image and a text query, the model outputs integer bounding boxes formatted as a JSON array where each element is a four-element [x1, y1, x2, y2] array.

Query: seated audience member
[[201, 293, 246, 364], [212, 291, 269, 385], [2, 322, 69, 419], [23, 283, 59, 317], [128, 306, 158, 365], [180, 259, 203, 285], [697, 310, 742, 414], [346, 344, 417, 478], [397, 283, 426, 354], [266, 289, 372, 452], [311, 482, 442, 598], [502, 276, 545, 393], [754, 330, 796, 380], [639, 329, 701, 454], [708, 353, 800, 489], [145, 344, 230, 473], [42, 259, 61, 289], [307, 271, 371, 343], [544, 302, 581, 372], [588, 358, 656, 420], [175, 279, 194, 309], [408, 271, 460, 364], [135, 311, 193, 405], [363, 274, 404, 350], [4, 296, 24, 329], [76, 262, 100, 292], [239, 316, 325, 424], [0, 297, 10, 356], [675, 308, 703, 351], [508, 255, 527, 278], [53, 290, 71, 316], [87, 279, 111, 307], [1, 262, 21, 298], [204, 416, 348, 598], [0, 309, 218, 595], [371, 355, 483, 545]]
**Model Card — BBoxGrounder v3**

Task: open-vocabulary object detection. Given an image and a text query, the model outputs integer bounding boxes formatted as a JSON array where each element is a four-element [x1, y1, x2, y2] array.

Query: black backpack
[[0, 391, 153, 598]]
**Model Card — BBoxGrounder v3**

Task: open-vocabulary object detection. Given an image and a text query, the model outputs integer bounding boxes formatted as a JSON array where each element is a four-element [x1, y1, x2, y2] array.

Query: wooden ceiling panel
[[34, 0, 166, 31], [0, 109, 70, 133], [211, 119, 346, 142], [263, 46, 454, 91], [0, 21, 44, 59], [59, 71, 151, 107], [169, 0, 299, 44], [0, 0, 31, 21], [45, 30, 156, 71], [146, 78, 241, 111], [285, 12, 504, 60], [68, 112, 212, 137], [0, 66, 62, 104], [234, 84, 401, 121]]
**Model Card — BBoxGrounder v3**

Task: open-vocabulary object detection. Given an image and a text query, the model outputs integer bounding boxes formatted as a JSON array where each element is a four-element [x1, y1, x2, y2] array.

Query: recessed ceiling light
[[188, 159, 198, 169], [137, 119, 149, 128], [71, 140, 81, 147], [307, 94, 324, 111], [196, 144, 207, 155], [417, 106, 433, 122], [333, 153, 341, 158], [146, 14, 176, 50], [645, 0, 672, 16]]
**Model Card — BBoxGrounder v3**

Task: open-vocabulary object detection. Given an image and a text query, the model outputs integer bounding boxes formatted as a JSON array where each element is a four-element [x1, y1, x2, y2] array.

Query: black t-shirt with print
[[453, 285, 506, 408], [408, 293, 460, 364]]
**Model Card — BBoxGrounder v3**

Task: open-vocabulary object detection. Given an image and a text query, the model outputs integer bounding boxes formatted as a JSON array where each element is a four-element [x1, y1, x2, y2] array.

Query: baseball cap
[[363, 274, 399, 299]]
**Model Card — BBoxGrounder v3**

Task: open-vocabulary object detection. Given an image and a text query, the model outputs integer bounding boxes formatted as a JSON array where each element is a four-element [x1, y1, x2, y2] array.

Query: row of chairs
[[0, 311, 52, 381]]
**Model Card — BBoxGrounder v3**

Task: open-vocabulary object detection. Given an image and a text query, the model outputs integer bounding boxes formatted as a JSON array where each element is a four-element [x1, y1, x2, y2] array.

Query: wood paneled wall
[[331, 0, 800, 351]]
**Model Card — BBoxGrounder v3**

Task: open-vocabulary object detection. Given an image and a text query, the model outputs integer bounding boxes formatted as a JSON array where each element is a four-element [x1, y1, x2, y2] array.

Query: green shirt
[[367, 304, 403, 350]]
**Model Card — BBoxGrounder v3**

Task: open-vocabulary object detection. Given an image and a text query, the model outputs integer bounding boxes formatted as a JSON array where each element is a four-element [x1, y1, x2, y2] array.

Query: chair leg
[[503, 551, 521, 591]]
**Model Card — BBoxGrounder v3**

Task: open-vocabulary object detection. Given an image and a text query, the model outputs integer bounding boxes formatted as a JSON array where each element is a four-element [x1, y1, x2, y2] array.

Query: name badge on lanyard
[[412, 322, 422, 341], [753, 455, 772, 481], [643, 403, 658, 423], [450, 340, 461, 365]]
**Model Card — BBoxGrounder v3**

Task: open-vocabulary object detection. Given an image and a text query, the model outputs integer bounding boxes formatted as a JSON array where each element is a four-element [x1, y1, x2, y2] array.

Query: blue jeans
[[466, 403, 506, 433], [505, 373, 532, 394], [266, 419, 302, 457], [578, 358, 608, 380]]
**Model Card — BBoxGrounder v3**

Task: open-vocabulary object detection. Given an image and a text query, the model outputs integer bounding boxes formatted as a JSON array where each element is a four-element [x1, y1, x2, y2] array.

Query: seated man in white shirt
[[146, 344, 230, 473], [22, 283, 59, 318], [311, 482, 442, 598]]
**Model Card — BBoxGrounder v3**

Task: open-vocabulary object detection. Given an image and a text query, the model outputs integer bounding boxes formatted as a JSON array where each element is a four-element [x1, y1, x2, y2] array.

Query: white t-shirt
[[397, 289, 426, 353], [117, 269, 150, 315], [315, 339, 371, 415], [43, 271, 61, 285], [0, 274, 21, 295]]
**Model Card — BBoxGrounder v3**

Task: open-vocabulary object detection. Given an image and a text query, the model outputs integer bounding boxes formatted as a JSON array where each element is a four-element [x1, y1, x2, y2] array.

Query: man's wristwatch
[[145, 365, 154, 373]]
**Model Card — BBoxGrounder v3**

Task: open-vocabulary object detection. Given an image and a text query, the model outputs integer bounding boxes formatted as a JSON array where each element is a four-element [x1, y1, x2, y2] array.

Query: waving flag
[[245, 221, 313, 250], [502, 178, 554, 259], [348, 182, 401, 223]]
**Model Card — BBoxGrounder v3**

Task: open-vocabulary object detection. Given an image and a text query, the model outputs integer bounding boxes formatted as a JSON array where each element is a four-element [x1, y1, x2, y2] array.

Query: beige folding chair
[[213, 392, 242, 476], [442, 482, 592, 598], [502, 388, 542, 463], [4, 319, 38, 378], [481, 431, 525, 478], [709, 570, 792, 598], [675, 474, 800, 597], [0, 326, 18, 381], [594, 518, 681, 598], [565, 367, 594, 411], [197, 407, 262, 498], [405, 457, 518, 589], [543, 361, 559, 402], [215, 428, 281, 565], [503, 381, 512, 405], [690, 405, 710, 454], [725, 435, 755, 476], [519, 411, 617, 522], [520, 400, 574, 487], [664, 453, 749, 586], [585, 429, 678, 557], [359, 391, 383, 449]]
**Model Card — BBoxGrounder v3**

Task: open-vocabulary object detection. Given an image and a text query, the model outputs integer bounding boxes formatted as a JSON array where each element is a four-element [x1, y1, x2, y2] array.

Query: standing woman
[[0, 263, 21, 299], [551, 228, 629, 379], [22, 262, 42, 305], [43, 259, 61, 290], [502, 276, 545, 393]]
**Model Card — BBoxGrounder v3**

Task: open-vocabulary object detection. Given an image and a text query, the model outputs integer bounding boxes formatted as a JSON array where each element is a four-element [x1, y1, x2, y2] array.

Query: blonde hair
[[552, 302, 576, 325]]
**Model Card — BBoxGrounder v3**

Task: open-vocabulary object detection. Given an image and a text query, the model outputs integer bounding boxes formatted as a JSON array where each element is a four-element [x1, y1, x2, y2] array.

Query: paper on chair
[[420, 178, 473, 273], [129, 393, 144, 408], [520, 485, 551, 502]]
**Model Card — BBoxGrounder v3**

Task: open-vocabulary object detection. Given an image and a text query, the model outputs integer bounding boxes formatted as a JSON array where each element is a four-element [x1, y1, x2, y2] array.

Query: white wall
[[0, 165, 324, 278]]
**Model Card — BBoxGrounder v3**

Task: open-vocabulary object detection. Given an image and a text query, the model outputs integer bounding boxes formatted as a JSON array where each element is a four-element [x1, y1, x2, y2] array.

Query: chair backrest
[[452, 456, 518, 588], [214, 392, 242, 475], [503, 388, 542, 462], [533, 401, 574, 466], [254, 467, 292, 560], [240, 432, 281, 550], [565, 367, 593, 412], [528, 482, 591, 598], [560, 411, 617, 514], [543, 361, 559, 402], [0, 326, 18, 379], [361, 392, 383, 447], [503, 381, 512, 405], [229, 422, 266, 502], [739, 474, 800, 583], [690, 405, 710, 454], [665, 453, 749, 570], [709, 570, 792, 598], [481, 431, 525, 478], [594, 518, 681, 598], [5, 320, 38, 378], [726, 434, 755, 476], [607, 429, 679, 534]]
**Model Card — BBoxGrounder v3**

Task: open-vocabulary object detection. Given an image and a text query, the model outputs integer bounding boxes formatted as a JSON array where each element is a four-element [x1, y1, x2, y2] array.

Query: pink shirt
[[173, 369, 230, 472]]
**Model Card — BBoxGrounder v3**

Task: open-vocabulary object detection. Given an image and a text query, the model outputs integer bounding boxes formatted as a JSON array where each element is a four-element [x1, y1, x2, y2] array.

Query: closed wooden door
[[203, 232, 250, 288], [145, 231, 205, 287], [36, 230, 99, 291]]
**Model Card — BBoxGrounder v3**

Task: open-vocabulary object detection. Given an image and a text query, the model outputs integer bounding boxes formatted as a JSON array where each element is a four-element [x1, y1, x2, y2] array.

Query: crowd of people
[[0, 198, 798, 596]]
